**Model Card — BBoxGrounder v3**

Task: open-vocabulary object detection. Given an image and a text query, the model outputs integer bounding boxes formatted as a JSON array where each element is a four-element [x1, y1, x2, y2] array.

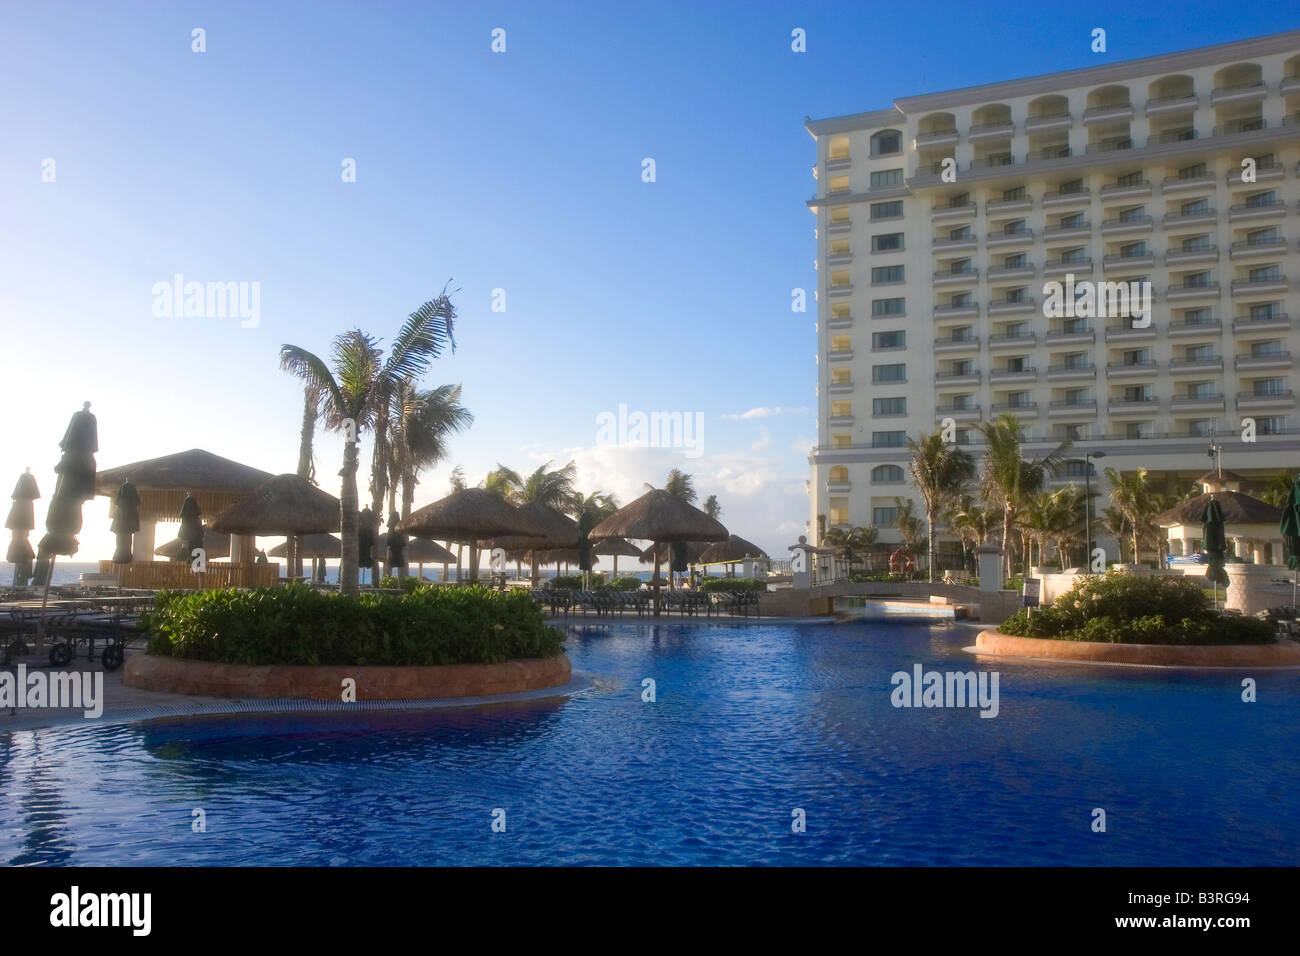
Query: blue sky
[[1, 0, 1296, 560]]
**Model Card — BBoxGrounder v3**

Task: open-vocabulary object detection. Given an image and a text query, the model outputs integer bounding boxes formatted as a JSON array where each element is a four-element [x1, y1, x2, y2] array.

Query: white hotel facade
[[805, 30, 1300, 553]]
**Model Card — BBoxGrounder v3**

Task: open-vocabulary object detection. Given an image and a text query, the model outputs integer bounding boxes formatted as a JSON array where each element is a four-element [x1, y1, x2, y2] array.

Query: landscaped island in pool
[[129, 583, 569, 699]]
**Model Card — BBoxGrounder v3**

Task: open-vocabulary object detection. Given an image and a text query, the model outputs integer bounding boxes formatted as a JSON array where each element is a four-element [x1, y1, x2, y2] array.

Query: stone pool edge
[[970, 629, 1300, 668]]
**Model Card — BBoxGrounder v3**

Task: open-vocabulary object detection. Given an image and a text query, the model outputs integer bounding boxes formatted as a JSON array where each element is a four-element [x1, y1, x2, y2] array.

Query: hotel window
[[1003, 253, 1027, 268], [1250, 303, 1281, 319], [1122, 385, 1153, 402], [1005, 356, 1028, 372], [1180, 198, 1210, 215], [1058, 178, 1085, 194], [1118, 205, 1147, 222], [830, 367, 851, 384], [1258, 416, 1291, 435], [1121, 348, 1151, 366], [872, 506, 900, 526], [872, 363, 906, 383], [872, 297, 905, 316], [1177, 162, 1207, 179], [1062, 317, 1087, 333], [831, 335, 851, 352], [1062, 460, 1095, 478], [1245, 190, 1278, 208], [830, 205, 851, 223], [1003, 320, 1028, 337], [830, 238, 850, 255], [1124, 422, 1153, 439], [951, 326, 974, 341], [873, 397, 906, 416], [1061, 247, 1088, 263], [829, 501, 849, 524], [1120, 241, 1147, 258], [872, 265, 904, 284], [1185, 344, 1215, 361], [831, 434, 851, 450], [1188, 381, 1217, 398], [950, 359, 973, 374], [1183, 307, 1213, 324], [1254, 377, 1287, 396], [1062, 423, 1089, 440], [870, 168, 904, 188], [870, 130, 902, 156], [1183, 271, 1211, 288], [831, 400, 852, 417], [1059, 212, 1085, 228], [871, 465, 905, 483], [1182, 234, 1211, 251], [828, 466, 849, 483], [1115, 170, 1145, 187], [871, 431, 906, 448], [829, 175, 850, 193], [950, 292, 973, 307], [947, 192, 971, 208], [1251, 340, 1284, 357], [872, 232, 904, 252], [1062, 352, 1088, 369], [830, 269, 851, 287], [1249, 265, 1281, 282], [1005, 287, 1029, 303], [1002, 186, 1026, 201], [1187, 419, 1215, 436], [1246, 227, 1279, 245], [831, 301, 851, 319], [1006, 390, 1033, 408], [871, 200, 903, 220], [949, 394, 974, 410], [1064, 388, 1091, 404], [948, 258, 973, 275], [1002, 219, 1028, 235], [872, 330, 905, 350], [949, 224, 973, 240]]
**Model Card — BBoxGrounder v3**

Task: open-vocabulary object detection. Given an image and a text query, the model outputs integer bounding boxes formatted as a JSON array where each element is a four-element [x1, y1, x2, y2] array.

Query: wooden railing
[[98, 561, 280, 589]]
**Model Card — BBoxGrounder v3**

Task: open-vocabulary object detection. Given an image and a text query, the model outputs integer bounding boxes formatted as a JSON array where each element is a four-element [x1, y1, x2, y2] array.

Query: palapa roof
[[397, 488, 547, 542], [491, 502, 579, 551], [593, 537, 642, 557], [377, 533, 456, 563], [95, 449, 275, 521], [698, 534, 769, 563], [588, 489, 728, 544], [208, 474, 340, 535], [155, 528, 231, 560], [269, 533, 341, 558], [640, 540, 708, 565], [1154, 491, 1283, 528], [1196, 469, 1247, 486]]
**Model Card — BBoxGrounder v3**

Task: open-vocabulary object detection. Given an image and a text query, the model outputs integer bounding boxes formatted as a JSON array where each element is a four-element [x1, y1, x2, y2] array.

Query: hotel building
[[805, 30, 1300, 557]]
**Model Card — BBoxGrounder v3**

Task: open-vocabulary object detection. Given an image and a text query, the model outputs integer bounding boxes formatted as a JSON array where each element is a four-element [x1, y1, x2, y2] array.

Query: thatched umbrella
[[491, 501, 579, 586], [398, 488, 547, 583], [95, 448, 274, 520], [594, 536, 641, 577], [589, 490, 727, 615], [156, 528, 231, 561], [640, 540, 708, 566], [110, 479, 141, 564], [698, 534, 768, 577], [270, 533, 341, 584], [6, 469, 40, 586], [378, 533, 455, 580], [209, 473, 341, 579], [33, 402, 98, 589]]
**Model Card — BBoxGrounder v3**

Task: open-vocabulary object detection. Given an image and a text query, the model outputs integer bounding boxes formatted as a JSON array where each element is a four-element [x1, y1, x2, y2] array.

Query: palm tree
[[280, 298, 456, 596], [664, 468, 696, 503], [906, 430, 974, 581], [1105, 466, 1155, 564], [389, 382, 473, 521], [290, 384, 320, 578], [365, 293, 459, 519], [975, 414, 1071, 576], [702, 494, 721, 519], [483, 464, 523, 502], [1261, 470, 1296, 508], [892, 497, 924, 552]]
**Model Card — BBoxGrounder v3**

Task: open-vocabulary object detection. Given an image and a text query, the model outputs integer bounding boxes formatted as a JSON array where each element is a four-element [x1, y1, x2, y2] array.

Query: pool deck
[[1, 650, 598, 734]]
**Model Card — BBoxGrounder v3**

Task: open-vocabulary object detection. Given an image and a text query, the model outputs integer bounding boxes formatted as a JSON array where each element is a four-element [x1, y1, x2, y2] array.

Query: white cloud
[[722, 406, 810, 420]]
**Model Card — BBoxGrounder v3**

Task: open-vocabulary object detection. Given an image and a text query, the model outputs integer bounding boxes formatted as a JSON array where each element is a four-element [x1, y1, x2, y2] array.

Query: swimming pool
[[2, 620, 1297, 865]]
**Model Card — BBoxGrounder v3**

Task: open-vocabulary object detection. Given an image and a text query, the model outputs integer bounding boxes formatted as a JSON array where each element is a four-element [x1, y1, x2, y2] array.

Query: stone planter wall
[[975, 630, 1300, 667]]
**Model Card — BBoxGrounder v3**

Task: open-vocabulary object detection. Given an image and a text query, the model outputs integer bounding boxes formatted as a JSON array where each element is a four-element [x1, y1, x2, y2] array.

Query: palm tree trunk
[[295, 388, 316, 579], [339, 440, 360, 596], [369, 415, 388, 518], [927, 507, 938, 583]]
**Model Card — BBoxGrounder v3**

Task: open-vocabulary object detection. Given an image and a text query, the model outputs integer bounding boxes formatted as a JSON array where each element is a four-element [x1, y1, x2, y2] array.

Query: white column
[[132, 519, 156, 562]]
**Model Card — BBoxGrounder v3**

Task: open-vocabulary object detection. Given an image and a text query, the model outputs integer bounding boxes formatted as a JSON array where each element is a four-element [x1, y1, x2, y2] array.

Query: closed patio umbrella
[[33, 403, 98, 588], [110, 479, 141, 564], [1202, 497, 1229, 607], [385, 511, 408, 577], [5, 469, 40, 585], [358, 506, 379, 584], [177, 493, 204, 565]]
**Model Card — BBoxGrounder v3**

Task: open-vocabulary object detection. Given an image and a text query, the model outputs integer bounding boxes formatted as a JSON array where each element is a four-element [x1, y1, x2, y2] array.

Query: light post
[[1084, 451, 1106, 572]]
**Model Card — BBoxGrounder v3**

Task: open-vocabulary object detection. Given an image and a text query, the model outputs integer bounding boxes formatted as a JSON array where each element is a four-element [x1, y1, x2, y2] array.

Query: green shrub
[[142, 583, 565, 666], [378, 574, 426, 592], [597, 576, 644, 591], [998, 571, 1274, 645], [699, 578, 767, 593], [546, 575, 584, 590]]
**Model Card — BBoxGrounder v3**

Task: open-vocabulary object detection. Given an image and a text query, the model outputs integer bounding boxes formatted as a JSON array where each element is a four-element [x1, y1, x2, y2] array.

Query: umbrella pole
[[653, 549, 662, 617], [37, 554, 56, 642]]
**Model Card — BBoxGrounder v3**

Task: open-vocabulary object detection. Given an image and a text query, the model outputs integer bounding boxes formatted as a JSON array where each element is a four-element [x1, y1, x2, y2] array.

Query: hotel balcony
[[1024, 111, 1072, 133], [826, 252, 852, 266], [1042, 187, 1090, 208], [934, 302, 980, 319], [827, 283, 854, 298], [827, 348, 854, 362], [827, 382, 854, 394], [1209, 81, 1267, 106], [990, 401, 1039, 413], [1100, 180, 1152, 201], [934, 370, 982, 386], [1161, 171, 1216, 194], [1107, 396, 1160, 414], [988, 331, 1037, 350], [1237, 390, 1295, 410], [935, 403, 982, 421], [1235, 351, 1292, 371], [1165, 245, 1218, 266], [1047, 362, 1097, 381], [914, 127, 960, 148], [1104, 323, 1158, 342], [1227, 160, 1284, 184], [1171, 394, 1226, 411], [931, 200, 976, 220], [1232, 312, 1290, 332], [828, 415, 853, 427], [1169, 357, 1224, 374], [969, 154, 1018, 171], [933, 335, 981, 353], [826, 315, 853, 330], [1228, 199, 1287, 222], [1166, 281, 1220, 301], [1163, 207, 1218, 228], [827, 480, 851, 493], [990, 364, 1038, 384], [986, 196, 1033, 215], [1230, 274, 1288, 295], [1106, 359, 1159, 378], [1048, 400, 1096, 417], [1044, 257, 1093, 276], [986, 228, 1034, 248], [1229, 238, 1288, 260], [825, 156, 851, 171], [1043, 221, 1092, 239], [827, 218, 852, 234], [1101, 214, 1153, 235], [1102, 252, 1155, 271], [986, 263, 1036, 281], [1283, 73, 1300, 96], [969, 120, 1015, 141], [931, 235, 979, 252], [1144, 93, 1199, 115], [933, 267, 979, 286], [1045, 326, 1096, 345], [1168, 317, 1223, 336], [988, 297, 1037, 315], [1083, 102, 1135, 124]]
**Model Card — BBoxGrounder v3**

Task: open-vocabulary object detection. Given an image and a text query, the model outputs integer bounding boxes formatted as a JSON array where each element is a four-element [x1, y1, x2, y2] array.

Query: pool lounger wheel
[[101, 644, 125, 671], [48, 642, 73, 667]]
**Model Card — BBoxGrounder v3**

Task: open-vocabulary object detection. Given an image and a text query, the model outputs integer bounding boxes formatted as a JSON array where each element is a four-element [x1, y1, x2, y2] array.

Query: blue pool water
[[2, 620, 1297, 866]]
